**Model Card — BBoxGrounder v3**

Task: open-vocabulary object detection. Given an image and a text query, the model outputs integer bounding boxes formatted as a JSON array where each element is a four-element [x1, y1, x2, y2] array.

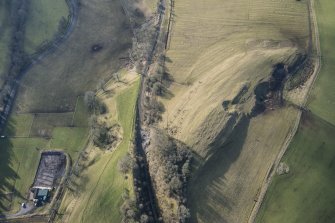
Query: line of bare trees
[[0, 0, 29, 131]]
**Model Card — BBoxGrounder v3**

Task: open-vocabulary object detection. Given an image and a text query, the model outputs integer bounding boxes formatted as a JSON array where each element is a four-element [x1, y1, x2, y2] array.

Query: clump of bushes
[[118, 153, 135, 175], [143, 96, 165, 125], [84, 91, 107, 115], [84, 91, 120, 149], [147, 129, 192, 223], [89, 116, 120, 149], [120, 189, 139, 223]]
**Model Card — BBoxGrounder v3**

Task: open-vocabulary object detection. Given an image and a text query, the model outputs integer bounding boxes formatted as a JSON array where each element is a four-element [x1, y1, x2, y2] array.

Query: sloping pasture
[[160, 0, 309, 222]]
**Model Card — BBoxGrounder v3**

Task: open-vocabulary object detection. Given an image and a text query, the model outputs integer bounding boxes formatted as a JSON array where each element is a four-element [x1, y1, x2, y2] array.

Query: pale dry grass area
[[164, 46, 298, 157], [189, 107, 298, 223], [158, 0, 309, 222]]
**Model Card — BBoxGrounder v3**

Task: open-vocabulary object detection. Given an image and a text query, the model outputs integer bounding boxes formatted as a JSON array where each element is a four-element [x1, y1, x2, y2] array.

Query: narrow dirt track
[[247, 0, 321, 222]]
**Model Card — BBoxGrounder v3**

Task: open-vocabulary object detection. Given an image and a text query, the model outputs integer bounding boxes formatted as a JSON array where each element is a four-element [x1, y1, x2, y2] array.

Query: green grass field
[[50, 127, 88, 160], [24, 0, 69, 54], [4, 114, 34, 137], [30, 112, 74, 137], [15, 0, 132, 112], [256, 113, 335, 223], [78, 78, 139, 223], [0, 0, 11, 87], [308, 0, 335, 125], [256, 0, 335, 222], [72, 97, 90, 127], [0, 137, 49, 213], [0, 101, 89, 214], [58, 75, 140, 223]]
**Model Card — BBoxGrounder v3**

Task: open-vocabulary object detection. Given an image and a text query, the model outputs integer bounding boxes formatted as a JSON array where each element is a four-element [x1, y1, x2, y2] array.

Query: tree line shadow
[[0, 120, 25, 217], [65, 150, 98, 197], [187, 116, 251, 223]]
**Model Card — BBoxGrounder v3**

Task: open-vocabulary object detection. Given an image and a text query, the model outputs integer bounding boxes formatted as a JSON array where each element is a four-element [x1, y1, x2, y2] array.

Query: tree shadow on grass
[[66, 151, 98, 198], [158, 56, 175, 100], [0, 121, 25, 217], [188, 116, 250, 223]]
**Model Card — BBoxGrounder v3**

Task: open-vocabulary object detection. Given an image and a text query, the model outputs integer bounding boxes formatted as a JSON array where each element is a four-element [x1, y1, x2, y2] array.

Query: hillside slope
[[157, 0, 310, 222], [257, 0, 335, 222]]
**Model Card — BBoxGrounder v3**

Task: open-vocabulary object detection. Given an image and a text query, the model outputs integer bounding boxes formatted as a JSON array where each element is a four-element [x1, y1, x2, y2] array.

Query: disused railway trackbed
[[133, 0, 168, 221]]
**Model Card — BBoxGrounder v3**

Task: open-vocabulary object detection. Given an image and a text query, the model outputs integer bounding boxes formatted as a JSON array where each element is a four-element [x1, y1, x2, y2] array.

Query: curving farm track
[[0, 0, 78, 221], [0, 0, 78, 134]]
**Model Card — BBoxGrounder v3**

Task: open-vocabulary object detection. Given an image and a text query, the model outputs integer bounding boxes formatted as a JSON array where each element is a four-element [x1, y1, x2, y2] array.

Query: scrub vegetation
[[147, 128, 192, 222]]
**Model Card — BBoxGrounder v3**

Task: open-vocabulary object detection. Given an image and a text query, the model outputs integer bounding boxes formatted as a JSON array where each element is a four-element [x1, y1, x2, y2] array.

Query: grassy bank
[[15, 0, 132, 112], [0, 0, 69, 86]]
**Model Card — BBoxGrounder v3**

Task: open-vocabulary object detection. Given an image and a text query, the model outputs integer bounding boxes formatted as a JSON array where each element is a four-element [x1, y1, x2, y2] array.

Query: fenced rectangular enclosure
[[32, 151, 66, 190]]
